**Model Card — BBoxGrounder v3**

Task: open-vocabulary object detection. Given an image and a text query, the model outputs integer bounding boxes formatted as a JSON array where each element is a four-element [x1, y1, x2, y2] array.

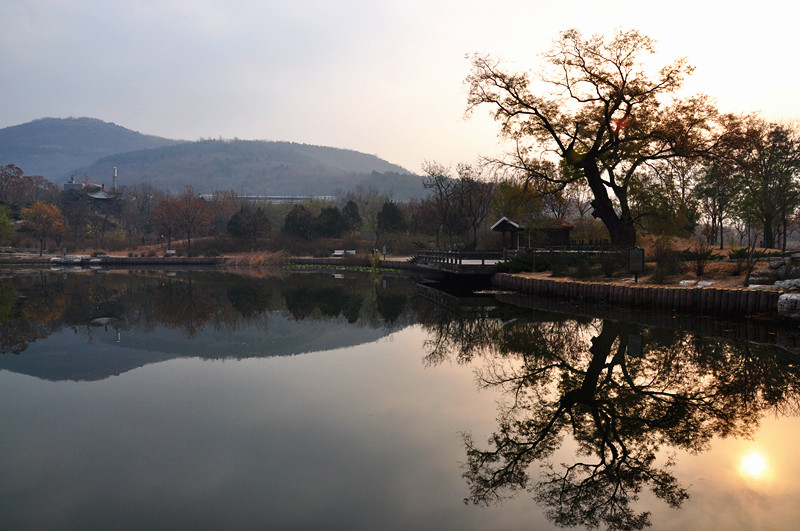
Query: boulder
[[778, 294, 800, 319], [775, 278, 800, 292]]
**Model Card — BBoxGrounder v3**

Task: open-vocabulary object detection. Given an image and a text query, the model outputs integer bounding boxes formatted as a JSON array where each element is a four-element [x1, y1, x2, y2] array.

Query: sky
[[1, 0, 798, 174]]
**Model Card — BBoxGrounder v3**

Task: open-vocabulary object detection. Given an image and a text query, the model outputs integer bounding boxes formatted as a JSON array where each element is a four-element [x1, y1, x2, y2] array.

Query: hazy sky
[[1, 0, 797, 173]]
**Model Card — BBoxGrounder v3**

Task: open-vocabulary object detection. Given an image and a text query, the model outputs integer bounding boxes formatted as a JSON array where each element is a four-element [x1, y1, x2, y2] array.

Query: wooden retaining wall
[[492, 273, 781, 316], [495, 292, 800, 348]]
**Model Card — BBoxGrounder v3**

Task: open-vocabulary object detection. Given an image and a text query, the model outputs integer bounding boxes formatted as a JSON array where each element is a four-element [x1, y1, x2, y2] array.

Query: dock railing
[[417, 249, 506, 266]]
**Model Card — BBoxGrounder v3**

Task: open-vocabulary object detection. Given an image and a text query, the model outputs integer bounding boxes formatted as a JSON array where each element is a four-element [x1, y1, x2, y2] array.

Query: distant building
[[64, 167, 121, 199], [198, 194, 336, 204], [63, 176, 84, 191]]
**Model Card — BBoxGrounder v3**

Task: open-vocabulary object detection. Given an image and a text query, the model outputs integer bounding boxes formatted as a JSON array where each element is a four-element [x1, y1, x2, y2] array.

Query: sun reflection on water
[[739, 451, 769, 480]]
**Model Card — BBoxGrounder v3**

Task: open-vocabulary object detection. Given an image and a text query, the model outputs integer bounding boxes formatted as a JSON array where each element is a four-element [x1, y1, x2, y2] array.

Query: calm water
[[1, 269, 799, 530]]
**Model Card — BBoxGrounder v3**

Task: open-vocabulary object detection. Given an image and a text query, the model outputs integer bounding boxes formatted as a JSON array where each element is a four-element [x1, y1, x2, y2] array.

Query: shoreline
[[492, 272, 783, 318], [1, 253, 794, 318]]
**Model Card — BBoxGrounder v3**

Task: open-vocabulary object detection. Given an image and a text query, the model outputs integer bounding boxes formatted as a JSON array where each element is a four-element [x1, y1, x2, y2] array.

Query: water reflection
[[420, 292, 800, 530], [3, 272, 800, 529], [740, 452, 769, 480], [0, 271, 416, 380]]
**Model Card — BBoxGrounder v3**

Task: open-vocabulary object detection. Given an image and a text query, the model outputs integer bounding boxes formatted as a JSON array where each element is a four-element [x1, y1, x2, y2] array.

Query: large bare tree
[[466, 29, 721, 246]]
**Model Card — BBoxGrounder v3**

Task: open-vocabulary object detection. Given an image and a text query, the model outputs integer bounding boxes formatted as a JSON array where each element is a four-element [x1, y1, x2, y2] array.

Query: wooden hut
[[491, 216, 574, 250]]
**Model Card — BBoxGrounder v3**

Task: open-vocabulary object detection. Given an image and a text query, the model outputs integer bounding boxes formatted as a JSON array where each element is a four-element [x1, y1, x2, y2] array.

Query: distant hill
[[0, 117, 425, 199], [0, 117, 178, 178], [75, 139, 423, 198]]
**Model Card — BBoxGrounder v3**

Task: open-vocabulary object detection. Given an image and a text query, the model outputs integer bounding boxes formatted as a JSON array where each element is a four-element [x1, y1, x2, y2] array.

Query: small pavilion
[[491, 216, 574, 250]]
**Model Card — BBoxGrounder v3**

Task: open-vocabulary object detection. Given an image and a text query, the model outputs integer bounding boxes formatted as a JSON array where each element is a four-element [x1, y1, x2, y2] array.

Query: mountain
[[0, 117, 425, 199], [0, 117, 178, 178], [74, 138, 422, 198]]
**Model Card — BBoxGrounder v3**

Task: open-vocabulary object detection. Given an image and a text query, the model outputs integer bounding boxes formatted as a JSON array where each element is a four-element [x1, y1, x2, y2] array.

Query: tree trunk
[[589, 198, 636, 247], [583, 164, 636, 247], [763, 214, 774, 249], [781, 209, 788, 252]]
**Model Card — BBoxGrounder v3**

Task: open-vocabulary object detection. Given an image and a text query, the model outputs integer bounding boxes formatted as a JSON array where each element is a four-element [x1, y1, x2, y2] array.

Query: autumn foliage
[[151, 186, 214, 250], [21, 202, 66, 256]]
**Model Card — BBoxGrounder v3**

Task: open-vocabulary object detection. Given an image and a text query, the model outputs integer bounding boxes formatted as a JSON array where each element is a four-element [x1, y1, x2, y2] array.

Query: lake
[[1, 269, 799, 530]]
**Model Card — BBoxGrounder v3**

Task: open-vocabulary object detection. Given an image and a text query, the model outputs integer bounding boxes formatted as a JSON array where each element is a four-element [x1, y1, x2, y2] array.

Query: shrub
[[369, 253, 381, 269], [599, 250, 626, 277], [681, 239, 715, 276], [550, 253, 569, 277], [731, 258, 745, 276], [496, 251, 551, 274], [651, 237, 682, 284], [573, 258, 595, 279], [228, 251, 285, 268], [727, 248, 783, 260]]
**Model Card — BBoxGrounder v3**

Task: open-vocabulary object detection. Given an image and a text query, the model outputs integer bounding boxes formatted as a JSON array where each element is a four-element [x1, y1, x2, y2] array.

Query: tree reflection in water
[[423, 306, 800, 530], [0, 271, 417, 356]]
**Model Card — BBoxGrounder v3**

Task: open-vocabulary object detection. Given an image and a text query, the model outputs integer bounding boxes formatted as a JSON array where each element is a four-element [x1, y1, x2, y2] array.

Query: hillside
[[74, 139, 422, 198], [0, 117, 424, 199], [0, 117, 178, 178]]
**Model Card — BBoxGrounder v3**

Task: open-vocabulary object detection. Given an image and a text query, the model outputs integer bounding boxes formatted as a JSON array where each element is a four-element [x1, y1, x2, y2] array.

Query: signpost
[[629, 246, 645, 283]]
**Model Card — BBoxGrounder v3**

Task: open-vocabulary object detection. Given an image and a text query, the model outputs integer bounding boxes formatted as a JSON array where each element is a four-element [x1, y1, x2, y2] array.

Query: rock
[[697, 281, 715, 287], [747, 285, 770, 291], [769, 259, 787, 269], [778, 293, 800, 319], [783, 266, 800, 278], [679, 280, 697, 286], [775, 278, 800, 292]]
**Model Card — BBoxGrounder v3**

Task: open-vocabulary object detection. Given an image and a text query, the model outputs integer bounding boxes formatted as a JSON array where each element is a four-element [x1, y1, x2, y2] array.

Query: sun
[[740, 452, 768, 478]]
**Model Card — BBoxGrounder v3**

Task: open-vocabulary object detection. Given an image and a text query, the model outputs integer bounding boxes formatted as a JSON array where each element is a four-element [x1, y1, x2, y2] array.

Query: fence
[[417, 250, 506, 266]]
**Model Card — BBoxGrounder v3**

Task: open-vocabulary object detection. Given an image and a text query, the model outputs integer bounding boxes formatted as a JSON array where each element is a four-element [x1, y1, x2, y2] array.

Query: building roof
[[491, 216, 574, 232], [87, 189, 119, 200]]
